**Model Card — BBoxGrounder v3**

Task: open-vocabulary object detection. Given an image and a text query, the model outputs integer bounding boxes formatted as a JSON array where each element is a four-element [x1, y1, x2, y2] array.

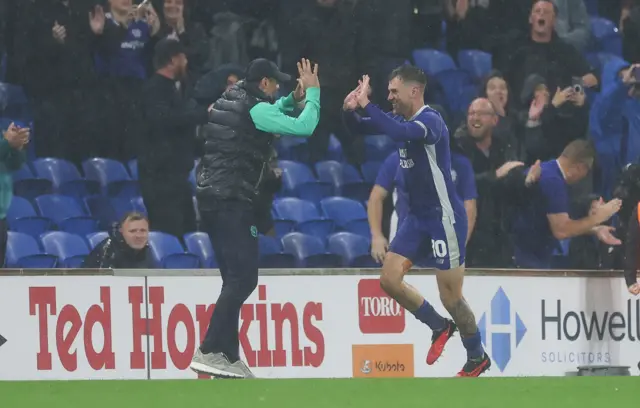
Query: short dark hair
[[153, 38, 186, 70], [561, 140, 596, 164], [389, 64, 427, 87], [120, 212, 148, 226]]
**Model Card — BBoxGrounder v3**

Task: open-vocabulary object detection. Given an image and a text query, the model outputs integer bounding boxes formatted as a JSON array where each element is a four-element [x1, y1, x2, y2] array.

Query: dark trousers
[[140, 174, 196, 240], [0, 218, 6, 268], [199, 199, 259, 362]]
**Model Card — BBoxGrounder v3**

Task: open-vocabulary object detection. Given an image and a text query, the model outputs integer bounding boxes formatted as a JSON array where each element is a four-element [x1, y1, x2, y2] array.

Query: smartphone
[[571, 77, 584, 94]]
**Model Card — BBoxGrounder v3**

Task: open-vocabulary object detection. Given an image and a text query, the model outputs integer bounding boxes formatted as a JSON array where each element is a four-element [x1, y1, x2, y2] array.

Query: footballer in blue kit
[[343, 65, 490, 377]]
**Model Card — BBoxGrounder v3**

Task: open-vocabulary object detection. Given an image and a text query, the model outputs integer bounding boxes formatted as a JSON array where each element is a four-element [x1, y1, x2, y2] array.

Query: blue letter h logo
[[478, 287, 527, 372]]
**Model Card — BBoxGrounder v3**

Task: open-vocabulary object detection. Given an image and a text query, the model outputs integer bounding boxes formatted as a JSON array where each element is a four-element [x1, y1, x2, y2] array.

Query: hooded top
[[193, 63, 245, 107], [82, 224, 155, 269]]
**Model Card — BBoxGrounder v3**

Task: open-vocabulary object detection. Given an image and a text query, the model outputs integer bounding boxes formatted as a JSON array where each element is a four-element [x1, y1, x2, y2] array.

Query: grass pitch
[[1, 377, 636, 407]]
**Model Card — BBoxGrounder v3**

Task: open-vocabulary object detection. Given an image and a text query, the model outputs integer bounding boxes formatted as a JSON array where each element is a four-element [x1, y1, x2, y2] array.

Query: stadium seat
[[278, 160, 332, 203], [363, 135, 395, 162], [320, 197, 370, 238], [434, 69, 475, 114], [148, 231, 200, 269], [6, 231, 58, 268], [183, 232, 217, 268], [258, 234, 296, 268], [315, 161, 373, 202], [281, 232, 342, 268], [590, 17, 622, 56], [35, 194, 98, 235], [360, 161, 382, 184], [40, 231, 89, 268], [128, 159, 138, 179], [273, 219, 296, 237], [457, 50, 492, 81], [86, 231, 109, 249], [82, 158, 140, 197], [110, 196, 147, 224], [328, 232, 377, 267], [32, 158, 99, 197], [325, 134, 344, 162], [85, 196, 117, 230], [275, 136, 310, 162], [12, 163, 53, 200], [412, 49, 457, 76], [273, 197, 334, 240], [6, 196, 53, 237]]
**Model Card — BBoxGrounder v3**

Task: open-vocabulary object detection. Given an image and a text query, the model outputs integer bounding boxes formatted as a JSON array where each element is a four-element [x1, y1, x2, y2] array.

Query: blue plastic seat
[[360, 161, 382, 184], [40, 231, 89, 268], [6, 196, 53, 237], [457, 50, 492, 81], [111, 196, 148, 221], [328, 232, 377, 267], [183, 232, 217, 268], [412, 49, 457, 76], [315, 161, 372, 202], [325, 134, 344, 162], [363, 135, 396, 161], [258, 234, 296, 268], [273, 197, 334, 240], [12, 163, 53, 200], [6, 231, 58, 268], [320, 197, 370, 238], [435, 69, 475, 114], [82, 158, 140, 197], [590, 17, 622, 56], [128, 159, 138, 179], [148, 231, 201, 269], [275, 136, 310, 162], [281, 232, 342, 268], [32, 158, 99, 197], [35, 194, 98, 235], [86, 231, 109, 249], [278, 160, 332, 203], [85, 196, 117, 230]]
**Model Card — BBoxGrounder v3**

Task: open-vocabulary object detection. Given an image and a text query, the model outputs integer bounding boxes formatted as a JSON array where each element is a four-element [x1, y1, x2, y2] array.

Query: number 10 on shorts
[[431, 239, 447, 258]]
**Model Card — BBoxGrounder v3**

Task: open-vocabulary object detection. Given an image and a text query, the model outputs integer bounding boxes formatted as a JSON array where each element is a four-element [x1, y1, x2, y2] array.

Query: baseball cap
[[246, 59, 291, 83]]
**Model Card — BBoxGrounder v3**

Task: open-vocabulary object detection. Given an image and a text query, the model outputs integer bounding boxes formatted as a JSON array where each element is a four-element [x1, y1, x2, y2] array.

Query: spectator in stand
[[568, 194, 617, 270], [0, 123, 28, 266], [139, 39, 210, 240], [512, 140, 621, 269], [521, 74, 589, 163], [621, 2, 640, 63], [444, 0, 500, 56], [281, 0, 375, 164], [411, 0, 445, 51], [21, 2, 109, 165], [590, 61, 640, 198], [368, 142, 478, 264], [501, 0, 598, 106], [472, 71, 522, 154], [193, 63, 244, 107], [95, 0, 160, 161], [455, 98, 524, 267], [553, 0, 591, 52], [82, 212, 155, 269], [152, 0, 209, 81], [624, 198, 640, 295]]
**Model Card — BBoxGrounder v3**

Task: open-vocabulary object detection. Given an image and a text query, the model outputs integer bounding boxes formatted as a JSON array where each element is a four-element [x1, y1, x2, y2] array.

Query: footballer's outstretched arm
[[363, 103, 443, 144]]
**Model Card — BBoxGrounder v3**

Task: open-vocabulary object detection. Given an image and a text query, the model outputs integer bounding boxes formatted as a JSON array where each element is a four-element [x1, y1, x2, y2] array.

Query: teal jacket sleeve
[[274, 92, 297, 114], [0, 139, 27, 171], [249, 87, 320, 137]]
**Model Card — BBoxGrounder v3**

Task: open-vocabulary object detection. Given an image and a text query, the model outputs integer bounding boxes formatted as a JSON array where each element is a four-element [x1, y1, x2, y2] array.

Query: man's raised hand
[[297, 58, 319, 89]]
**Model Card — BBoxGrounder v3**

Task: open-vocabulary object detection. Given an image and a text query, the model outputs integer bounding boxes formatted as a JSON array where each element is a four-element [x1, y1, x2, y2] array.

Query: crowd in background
[[0, 0, 639, 270]]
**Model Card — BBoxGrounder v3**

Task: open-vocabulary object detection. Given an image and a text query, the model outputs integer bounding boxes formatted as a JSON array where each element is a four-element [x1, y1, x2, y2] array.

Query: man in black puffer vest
[[190, 58, 321, 379]]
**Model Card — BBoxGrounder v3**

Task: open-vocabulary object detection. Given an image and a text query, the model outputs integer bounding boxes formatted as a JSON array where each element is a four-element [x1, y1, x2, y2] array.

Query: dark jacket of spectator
[[196, 80, 274, 203], [139, 72, 209, 177], [501, 32, 594, 107], [254, 147, 282, 235], [282, 0, 374, 91], [553, 0, 591, 52], [456, 128, 521, 267], [22, 0, 100, 96], [82, 226, 155, 269], [193, 63, 245, 107], [568, 194, 617, 270]]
